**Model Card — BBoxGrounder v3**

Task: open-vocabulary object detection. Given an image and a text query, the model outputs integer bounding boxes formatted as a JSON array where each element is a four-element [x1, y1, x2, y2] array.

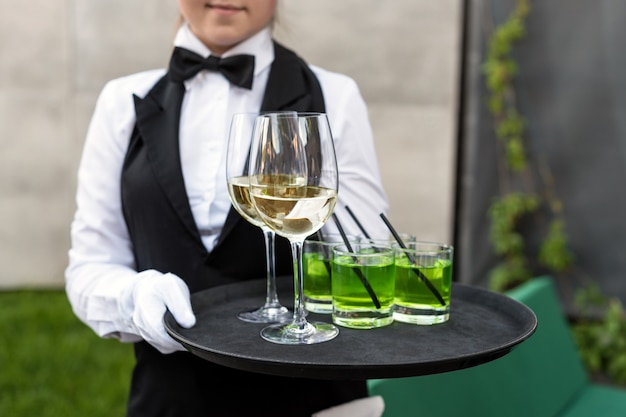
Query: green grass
[[0, 290, 135, 416]]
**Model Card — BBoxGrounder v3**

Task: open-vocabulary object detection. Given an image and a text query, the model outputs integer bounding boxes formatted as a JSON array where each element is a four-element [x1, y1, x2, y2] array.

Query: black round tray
[[164, 278, 537, 380]]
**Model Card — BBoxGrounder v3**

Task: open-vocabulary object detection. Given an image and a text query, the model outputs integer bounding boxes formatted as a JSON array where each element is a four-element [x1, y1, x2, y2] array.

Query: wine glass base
[[260, 321, 339, 345], [237, 306, 292, 323]]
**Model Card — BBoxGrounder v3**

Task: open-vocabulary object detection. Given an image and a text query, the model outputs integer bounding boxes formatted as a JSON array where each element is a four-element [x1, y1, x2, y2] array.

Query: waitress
[[65, 1, 389, 416]]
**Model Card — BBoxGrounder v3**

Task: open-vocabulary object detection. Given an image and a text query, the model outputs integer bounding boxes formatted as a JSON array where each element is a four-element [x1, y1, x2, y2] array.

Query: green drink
[[303, 235, 358, 314], [393, 242, 453, 325], [331, 244, 395, 329], [303, 250, 333, 313]]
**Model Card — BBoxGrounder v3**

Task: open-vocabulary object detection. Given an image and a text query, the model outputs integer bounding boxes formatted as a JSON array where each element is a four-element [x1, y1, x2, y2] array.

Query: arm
[[65, 73, 194, 353]]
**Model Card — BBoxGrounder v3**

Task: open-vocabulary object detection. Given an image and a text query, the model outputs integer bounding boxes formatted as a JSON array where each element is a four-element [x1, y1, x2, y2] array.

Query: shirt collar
[[173, 23, 274, 78]]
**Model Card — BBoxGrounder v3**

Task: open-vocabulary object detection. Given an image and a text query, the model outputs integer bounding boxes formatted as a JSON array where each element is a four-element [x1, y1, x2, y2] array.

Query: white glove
[[120, 272, 196, 354]]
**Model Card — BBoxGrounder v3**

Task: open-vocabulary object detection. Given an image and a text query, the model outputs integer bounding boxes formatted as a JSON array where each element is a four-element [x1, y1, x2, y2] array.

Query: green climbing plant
[[571, 285, 626, 385], [482, 0, 573, 292], [482, 0, 626, 387]]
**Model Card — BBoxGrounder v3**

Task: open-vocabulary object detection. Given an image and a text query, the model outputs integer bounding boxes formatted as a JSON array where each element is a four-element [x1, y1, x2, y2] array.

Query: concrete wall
[[0, 0, 462, 288]]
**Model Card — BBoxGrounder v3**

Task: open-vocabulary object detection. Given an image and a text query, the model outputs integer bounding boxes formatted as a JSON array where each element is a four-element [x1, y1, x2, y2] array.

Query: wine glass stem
[[262, 227, 282, 309], [290, 240, 308, 329]]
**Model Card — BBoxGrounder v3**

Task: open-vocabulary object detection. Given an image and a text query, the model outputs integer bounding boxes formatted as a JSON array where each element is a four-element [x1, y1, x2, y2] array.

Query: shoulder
[[98, 69, 167, 105], [91, 69, 166, 128], [308, 64, 367, 116], [309, 64, 360, 94], [273, 42, 360, 96], [87, 69, 166, 148]]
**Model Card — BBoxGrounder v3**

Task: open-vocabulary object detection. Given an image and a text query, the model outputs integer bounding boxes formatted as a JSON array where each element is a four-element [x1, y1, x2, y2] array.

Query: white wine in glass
[[226, 112, 292, 323], [249, 112, 340, 344]]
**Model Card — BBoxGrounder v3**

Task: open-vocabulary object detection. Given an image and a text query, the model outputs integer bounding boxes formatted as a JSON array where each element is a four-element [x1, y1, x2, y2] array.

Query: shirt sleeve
[[65, 73, 163, 342], [313, 67, 391, 239]]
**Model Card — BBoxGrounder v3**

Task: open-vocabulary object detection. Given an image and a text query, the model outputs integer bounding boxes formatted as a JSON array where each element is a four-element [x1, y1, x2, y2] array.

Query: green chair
[[367, 276, 626, 416]]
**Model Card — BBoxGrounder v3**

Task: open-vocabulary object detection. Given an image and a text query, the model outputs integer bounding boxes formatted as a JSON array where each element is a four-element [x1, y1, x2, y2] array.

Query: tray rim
[[164, 279, 537, 380]]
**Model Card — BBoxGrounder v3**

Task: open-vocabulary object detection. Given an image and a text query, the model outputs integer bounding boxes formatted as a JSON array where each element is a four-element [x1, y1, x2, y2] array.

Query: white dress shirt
[[65, 23, 389, 342]]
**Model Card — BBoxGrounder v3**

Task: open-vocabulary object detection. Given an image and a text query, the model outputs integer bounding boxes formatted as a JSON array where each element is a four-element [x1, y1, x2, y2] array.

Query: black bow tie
[[168, 46, 255, 89]]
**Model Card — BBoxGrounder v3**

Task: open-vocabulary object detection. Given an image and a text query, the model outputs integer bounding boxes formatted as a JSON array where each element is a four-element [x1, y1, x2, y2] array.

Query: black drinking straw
[[332, 213, 382, 309], [379, 213, 447, 306], [345, 205, 371, 239]]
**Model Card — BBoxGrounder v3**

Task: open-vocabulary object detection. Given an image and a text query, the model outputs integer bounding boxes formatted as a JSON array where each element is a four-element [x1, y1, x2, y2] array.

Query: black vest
[[121, 42, 367, 417]]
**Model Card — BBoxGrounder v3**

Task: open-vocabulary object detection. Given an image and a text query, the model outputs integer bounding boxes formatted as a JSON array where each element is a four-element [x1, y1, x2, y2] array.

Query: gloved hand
[[120, 272, 196, 354]]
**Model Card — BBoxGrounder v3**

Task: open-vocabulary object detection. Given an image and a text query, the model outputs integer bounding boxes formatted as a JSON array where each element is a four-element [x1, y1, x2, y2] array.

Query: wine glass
[[226, 112, 292, 323], [249, 112, 340, 344]]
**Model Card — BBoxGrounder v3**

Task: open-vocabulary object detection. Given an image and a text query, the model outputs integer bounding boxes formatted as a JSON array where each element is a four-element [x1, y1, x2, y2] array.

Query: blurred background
[[1, 2, 462, 413], [3, 0, 624, 304], [0, 0, 461, 289], [2, 0, 626, 414]]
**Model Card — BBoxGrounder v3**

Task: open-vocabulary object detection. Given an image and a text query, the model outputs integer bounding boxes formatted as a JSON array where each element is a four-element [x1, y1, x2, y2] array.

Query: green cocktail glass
[[303, 235, 359, 314], [331, 243, 395, 329], [393, 241, 453, 325]]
